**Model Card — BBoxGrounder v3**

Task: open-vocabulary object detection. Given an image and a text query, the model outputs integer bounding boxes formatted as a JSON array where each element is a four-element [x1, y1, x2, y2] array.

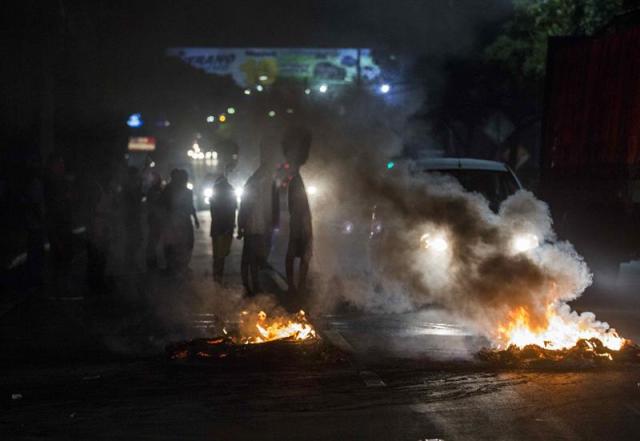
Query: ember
[[166, 310, 318, 361]]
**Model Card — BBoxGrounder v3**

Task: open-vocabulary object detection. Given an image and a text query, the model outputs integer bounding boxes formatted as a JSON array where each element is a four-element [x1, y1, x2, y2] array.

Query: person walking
[[209, 173, 237, 283]]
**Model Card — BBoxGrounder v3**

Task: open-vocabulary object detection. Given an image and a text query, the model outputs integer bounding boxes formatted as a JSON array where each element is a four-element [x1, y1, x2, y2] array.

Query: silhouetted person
[[145, 171, 164, 269], [44, 154, 73, 297], [238, 138, 280, 296], [86, 172, 116, 294], [122, 166, 143, 269], [282, 126, 312, 297], [162, 169, 199, 274], [210, 173, 237, 283], [23, 159, 45, 295]]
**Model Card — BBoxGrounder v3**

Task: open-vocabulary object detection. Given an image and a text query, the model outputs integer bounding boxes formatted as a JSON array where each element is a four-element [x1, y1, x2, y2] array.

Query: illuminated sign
[[166, 48, 381, 87], [128, 136, 156, 151], [127, 113, 143, 128]]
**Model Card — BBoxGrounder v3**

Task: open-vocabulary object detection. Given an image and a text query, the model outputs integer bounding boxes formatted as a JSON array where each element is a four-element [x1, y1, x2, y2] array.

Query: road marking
[[322, 330, 355, 353], [359, 370, 386, 387]]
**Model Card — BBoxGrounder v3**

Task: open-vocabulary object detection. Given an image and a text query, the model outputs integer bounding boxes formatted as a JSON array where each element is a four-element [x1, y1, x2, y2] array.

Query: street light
[[206, 115, 215, 123], [227, 107, 236, 114]]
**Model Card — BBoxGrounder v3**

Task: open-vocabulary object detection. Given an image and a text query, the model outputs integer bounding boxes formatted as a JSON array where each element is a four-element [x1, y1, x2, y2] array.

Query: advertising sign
[[128, 136, 156, 152], [166, 47, 381, 87]]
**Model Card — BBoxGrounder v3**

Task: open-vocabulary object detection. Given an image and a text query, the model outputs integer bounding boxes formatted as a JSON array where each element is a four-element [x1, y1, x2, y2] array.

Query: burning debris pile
[[167, 310, 320, 362], [478, 338, 640, 368], [476, 302, 640, 368]]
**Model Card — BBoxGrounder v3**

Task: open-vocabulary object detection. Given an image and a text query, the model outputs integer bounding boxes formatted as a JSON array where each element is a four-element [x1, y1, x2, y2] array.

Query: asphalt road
[[2, 212, 640, 440]]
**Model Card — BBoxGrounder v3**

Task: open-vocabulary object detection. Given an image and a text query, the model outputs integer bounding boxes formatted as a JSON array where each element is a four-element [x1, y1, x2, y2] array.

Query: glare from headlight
[[420, 233, 448, 252], [512, 233, 539, 253]]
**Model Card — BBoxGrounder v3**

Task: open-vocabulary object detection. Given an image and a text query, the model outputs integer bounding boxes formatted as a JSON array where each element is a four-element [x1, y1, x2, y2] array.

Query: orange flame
[[238, 310, 317, 344], [496, 304, 625, 351]]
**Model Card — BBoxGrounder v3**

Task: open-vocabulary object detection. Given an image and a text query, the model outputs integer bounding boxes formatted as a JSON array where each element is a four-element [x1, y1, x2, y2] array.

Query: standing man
[[282, 126, 312, 297], [161, 169, 199, 275], [237, 137, 280, 296], [210, 171, 237, 283], [44, 153, 74, 297]]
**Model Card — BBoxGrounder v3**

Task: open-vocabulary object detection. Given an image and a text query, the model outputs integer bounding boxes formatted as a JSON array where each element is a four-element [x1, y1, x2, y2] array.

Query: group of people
[[19, 126, 313, 300], [210, 126, 313, 297]]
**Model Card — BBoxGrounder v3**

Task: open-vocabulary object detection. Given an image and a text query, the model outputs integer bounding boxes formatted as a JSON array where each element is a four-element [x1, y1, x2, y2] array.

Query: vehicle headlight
[[202, 187, 213, 204], [235, 188, 244, 202], [420, 233, 448, 252], [511, 233, 539, 253], [342, 221, 354, 234], [307, 185, 318, 196]]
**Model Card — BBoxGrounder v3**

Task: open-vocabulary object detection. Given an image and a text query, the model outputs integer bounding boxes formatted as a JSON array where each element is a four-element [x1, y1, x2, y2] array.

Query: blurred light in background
[[227, 107, 236, 114], [127, 113, 143, 128], [219, 114, 227, 123], [286, 108, 294, 114], [258, 75, 268, 82], [193, 142, 200, 152], [307, 185, 318, 196], [304, 88, 311, 95], [206, 115, 215, 123], [379, 83, 391, 94], [268, 110, 276, 117], [256, 84, 264, 92], [244, 89, 252, 95], [386, 161, 395, 169], [187, 182, 194, 190], [318, 84, 328, 93]]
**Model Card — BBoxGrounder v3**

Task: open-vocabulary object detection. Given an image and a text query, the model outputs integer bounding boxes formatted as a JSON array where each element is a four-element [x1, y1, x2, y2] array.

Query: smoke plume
[[288, 88, 618, 346]]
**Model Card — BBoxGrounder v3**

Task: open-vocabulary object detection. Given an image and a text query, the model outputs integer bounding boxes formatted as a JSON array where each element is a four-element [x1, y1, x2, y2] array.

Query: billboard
[[166, 47, 381, 87], [128, 136, 156, 152]]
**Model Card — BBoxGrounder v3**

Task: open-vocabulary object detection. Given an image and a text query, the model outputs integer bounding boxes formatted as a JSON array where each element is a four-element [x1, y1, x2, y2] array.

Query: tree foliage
[[485, 0, 624, 79]]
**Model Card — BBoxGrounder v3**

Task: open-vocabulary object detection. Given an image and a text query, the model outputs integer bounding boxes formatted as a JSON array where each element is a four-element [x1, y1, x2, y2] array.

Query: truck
[[541, 19, 640, 286]]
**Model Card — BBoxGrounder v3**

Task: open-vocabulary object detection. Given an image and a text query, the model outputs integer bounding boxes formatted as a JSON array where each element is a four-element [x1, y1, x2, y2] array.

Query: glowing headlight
[[511, 233, 539, 253], [420, 233, 448, 252]]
